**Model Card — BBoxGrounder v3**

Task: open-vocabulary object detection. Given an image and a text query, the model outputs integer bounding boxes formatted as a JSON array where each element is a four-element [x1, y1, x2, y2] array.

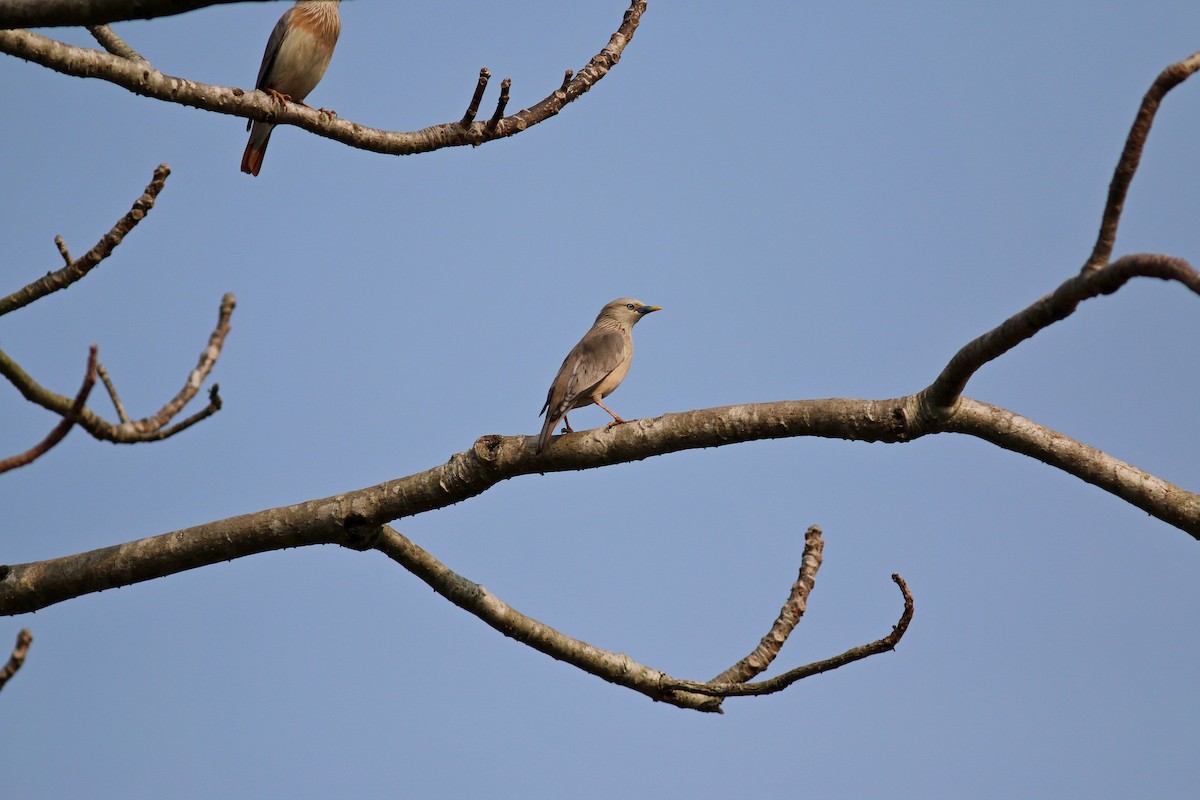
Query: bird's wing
[[246, 9, 292, 132], [255, 9, 292, 90], [551, 330, 626, 414]]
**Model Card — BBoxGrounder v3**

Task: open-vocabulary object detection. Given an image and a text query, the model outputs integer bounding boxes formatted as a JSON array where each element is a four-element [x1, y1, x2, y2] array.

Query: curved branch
[[944, 398, 1200, 532], [1086, 51, 1200, 271], [0, 0, 283, 28], [0, 293, 234, 443], [0, 164, 171, 318], [0, 345, 97, 474], [371, 525, 722, 713], [0, 629, 33, 693], [0, 1, 647, 157], [924, 253, 1200, 408]]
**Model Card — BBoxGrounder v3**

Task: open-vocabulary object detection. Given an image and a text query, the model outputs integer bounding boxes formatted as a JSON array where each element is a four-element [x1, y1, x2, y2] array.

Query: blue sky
[[2, 2, 1198, 797]]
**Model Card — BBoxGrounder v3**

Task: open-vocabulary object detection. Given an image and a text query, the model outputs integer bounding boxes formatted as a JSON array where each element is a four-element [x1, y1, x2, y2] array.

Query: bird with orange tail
[[241, 0, 341, 177]]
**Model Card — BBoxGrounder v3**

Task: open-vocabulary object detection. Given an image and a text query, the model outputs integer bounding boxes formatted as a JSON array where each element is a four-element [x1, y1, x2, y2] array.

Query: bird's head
[[599, 297, 662, 327]]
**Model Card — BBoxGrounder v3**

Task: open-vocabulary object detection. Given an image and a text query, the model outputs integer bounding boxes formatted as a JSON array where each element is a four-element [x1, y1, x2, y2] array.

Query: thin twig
[[487, 78, 512, 131], [0, 629, 33, 693], [129, 293, 234, 437], [143, 384, 222, 441], [95, 363, 130, 423], [86, 24, 145, 61], [0, 345, 98, 474], [0, 164, 171, 318], [710, 524, 824, 684], [53, 235, 71, 265], [461, 68, 491, 126]]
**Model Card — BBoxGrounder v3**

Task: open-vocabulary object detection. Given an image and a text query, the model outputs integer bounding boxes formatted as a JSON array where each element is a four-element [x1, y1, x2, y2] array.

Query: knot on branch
[[473, 434, 504, 462], [341, 515, 383, 551]]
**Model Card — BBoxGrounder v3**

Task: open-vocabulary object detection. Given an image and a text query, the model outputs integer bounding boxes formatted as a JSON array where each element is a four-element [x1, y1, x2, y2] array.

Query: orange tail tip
[[240, 143, 265, 176]]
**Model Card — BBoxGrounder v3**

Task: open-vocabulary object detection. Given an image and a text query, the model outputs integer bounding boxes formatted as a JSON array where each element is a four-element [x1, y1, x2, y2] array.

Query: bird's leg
[[559, 415, 574, 434], [594, 399, 629, 428]]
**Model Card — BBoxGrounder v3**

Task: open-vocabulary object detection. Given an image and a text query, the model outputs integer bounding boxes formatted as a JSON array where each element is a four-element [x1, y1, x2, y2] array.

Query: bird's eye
[[626, 303, 635, 310]]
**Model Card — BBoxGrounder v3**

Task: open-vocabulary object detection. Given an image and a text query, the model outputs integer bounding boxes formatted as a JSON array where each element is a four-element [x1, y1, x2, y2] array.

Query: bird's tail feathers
[[241, 123, 274, 176], [536, 414, 559, 454]]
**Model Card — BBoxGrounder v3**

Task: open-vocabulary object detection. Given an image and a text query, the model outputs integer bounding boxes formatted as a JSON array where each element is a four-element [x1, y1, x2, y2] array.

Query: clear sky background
[[3, 2, 1199, 797]]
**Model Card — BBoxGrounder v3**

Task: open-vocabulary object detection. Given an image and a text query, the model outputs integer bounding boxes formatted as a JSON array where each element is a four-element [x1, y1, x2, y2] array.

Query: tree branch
[[0, 629, 33, 693], [1085, 51, 1200, 271], [0, 0, 288, 28], [0, 1, 647, 158], [86, 24, 145, 61], [0, 293, 234, 443], [370, 525, 722, 712], [372, 522, 896, 712], [0, 345, 97, 474], [923, 253, 1200, 409], [663, 574, 914, 698], [0, 164, 171, 318], [3, 320, 1195, 618], [710, 524, 824, 685]]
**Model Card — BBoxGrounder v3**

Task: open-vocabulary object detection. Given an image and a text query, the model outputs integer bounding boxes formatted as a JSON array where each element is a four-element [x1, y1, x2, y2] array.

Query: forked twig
[[0, 294, 234, 443], [372, 522, 908, 713], [0, 164, 171, 318], [0, 345, 97, 474]]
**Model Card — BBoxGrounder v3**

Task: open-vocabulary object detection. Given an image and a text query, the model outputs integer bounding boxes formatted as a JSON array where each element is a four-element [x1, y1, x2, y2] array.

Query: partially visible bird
[[241, 0, 341, 177], [537, 298, 662, 454]]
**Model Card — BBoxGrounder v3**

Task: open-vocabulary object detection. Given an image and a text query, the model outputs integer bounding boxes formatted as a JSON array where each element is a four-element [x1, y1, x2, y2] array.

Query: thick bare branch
[[0, 293, 234, 443], [0, 345, 97, 474], [3, 348, 1195, 618], [1086, 51, 1200, 271], [0, 1, 647, 157], [710, 524, 824, 685], [0, 0, 285, 28], [0, 629, 33, 692], [943, 397, 1200, 532], [0, 164, 170, 318]]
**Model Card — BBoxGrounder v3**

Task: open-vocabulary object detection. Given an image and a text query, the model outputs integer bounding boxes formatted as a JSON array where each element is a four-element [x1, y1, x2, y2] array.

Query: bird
[[241, 0, 341, 176], [537, 298, 661, 454]]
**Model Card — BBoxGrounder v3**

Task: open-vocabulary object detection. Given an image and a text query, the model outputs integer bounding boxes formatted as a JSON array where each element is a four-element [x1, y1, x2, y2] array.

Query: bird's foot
[[605, 417, 630, 429], [266, 88, 293, 104], [316, 107, 338, 121]]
